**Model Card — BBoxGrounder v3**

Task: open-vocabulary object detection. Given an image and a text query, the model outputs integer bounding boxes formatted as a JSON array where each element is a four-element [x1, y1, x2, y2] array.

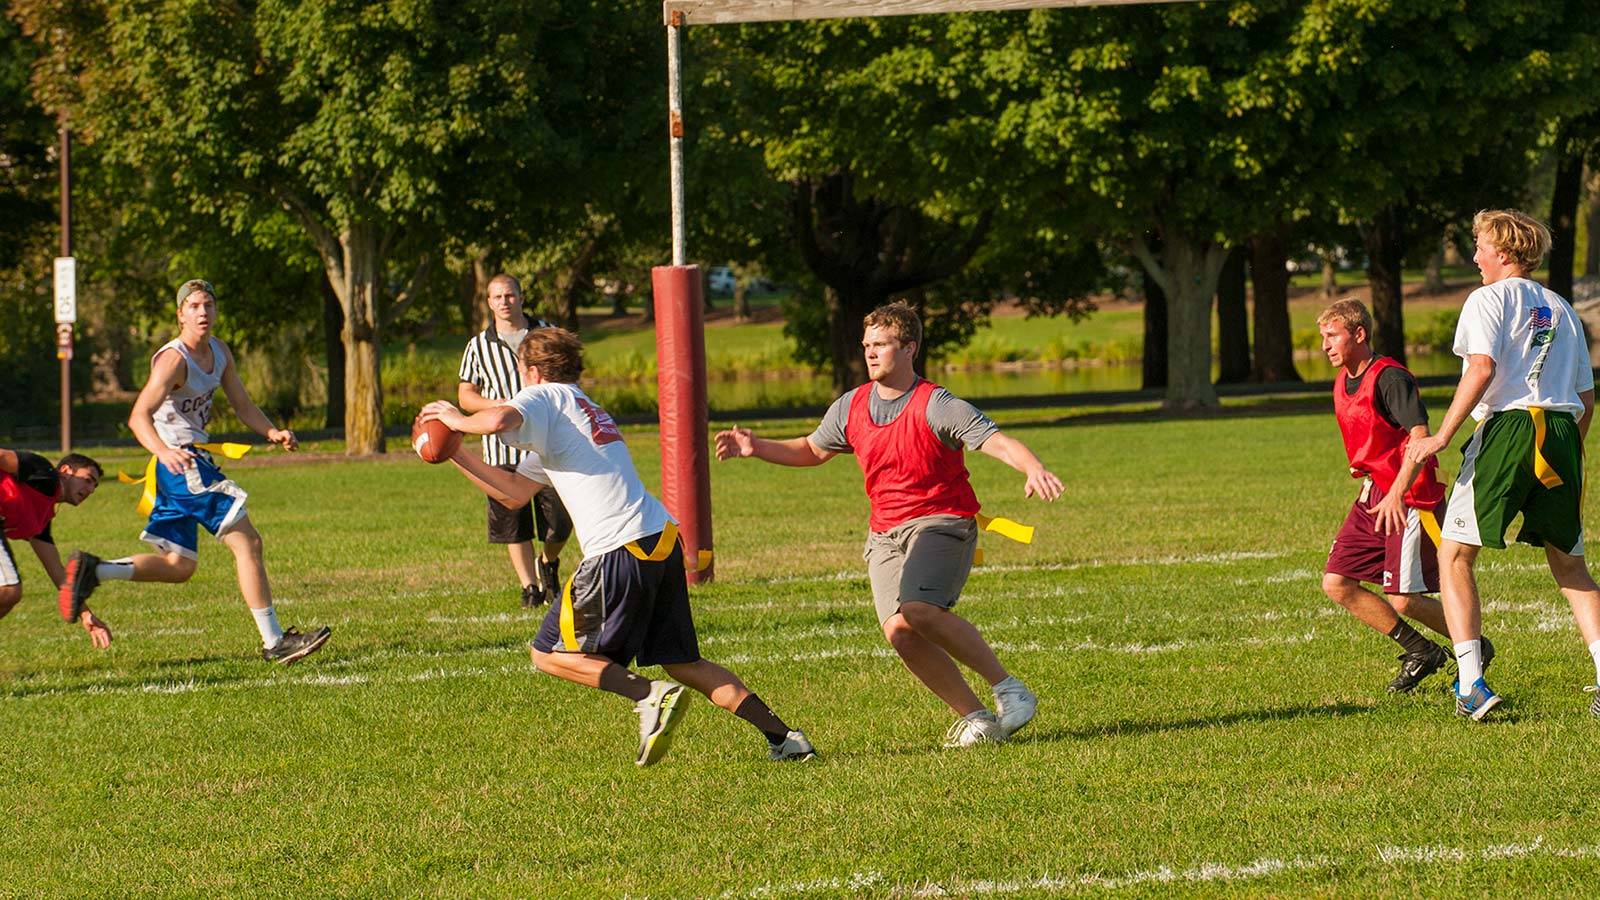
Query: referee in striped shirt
[[458, 274, 572, 608]]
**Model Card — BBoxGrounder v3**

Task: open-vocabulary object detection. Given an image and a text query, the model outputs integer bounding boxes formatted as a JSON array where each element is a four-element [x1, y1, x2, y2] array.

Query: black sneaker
[[261, 625, 332, 665], [1389, 642, 1449, 693], [539, 557, 561, 607], [520, 583, 542, 609], [1587, 685, 1599, 718], [59, 551, 101, 622]]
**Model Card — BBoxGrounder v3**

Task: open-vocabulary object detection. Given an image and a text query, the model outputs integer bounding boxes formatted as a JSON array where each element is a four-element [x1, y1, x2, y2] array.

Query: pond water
[[591, 351, 1465, 416]]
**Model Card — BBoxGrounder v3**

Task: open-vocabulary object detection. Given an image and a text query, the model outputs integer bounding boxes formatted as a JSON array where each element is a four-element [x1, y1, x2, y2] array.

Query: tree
[[17, 0, 620, 454]]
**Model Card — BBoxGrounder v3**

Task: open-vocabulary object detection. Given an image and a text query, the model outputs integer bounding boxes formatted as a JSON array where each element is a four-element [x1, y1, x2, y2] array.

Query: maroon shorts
[[1325, 479, 1441, 595]]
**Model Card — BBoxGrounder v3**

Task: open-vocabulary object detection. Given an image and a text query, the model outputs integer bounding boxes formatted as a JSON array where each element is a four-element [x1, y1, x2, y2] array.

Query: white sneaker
[[992, 675, 1038, 737], [635, 680, 690, 766], [942, 710, 1004, 748], [768, 729, 818, 761]]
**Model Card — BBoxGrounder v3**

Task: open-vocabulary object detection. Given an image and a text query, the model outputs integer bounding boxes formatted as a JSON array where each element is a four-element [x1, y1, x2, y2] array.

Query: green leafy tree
[[16, 0, 615, 454]]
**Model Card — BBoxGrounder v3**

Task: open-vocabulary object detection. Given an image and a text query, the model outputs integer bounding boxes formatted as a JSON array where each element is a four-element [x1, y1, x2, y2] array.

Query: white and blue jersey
[[139, 337, 250, 558]]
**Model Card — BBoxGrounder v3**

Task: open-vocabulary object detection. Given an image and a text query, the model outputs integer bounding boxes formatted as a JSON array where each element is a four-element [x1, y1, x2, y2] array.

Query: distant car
[[707, 267, 736, 295]]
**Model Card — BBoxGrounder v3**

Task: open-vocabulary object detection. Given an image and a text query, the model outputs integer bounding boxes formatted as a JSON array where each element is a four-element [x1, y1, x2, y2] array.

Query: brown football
[[411, 413, 462, 464]]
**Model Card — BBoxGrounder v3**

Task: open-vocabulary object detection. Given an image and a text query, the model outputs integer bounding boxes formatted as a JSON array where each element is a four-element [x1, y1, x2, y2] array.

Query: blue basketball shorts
[[139, 449, 249, 560]]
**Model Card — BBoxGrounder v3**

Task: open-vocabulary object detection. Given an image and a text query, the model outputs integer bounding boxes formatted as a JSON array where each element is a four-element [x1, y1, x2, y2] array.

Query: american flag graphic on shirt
[[1530, 306, 1553, 328]]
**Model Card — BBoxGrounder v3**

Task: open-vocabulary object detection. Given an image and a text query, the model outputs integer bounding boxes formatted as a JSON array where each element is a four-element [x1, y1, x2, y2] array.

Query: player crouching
[[1318, 299, 1474, 693], [420, 327, 815, 765]]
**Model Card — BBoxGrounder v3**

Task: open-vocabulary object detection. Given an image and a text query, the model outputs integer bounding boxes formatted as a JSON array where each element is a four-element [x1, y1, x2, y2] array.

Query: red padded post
[[651, 265, 713, 584]]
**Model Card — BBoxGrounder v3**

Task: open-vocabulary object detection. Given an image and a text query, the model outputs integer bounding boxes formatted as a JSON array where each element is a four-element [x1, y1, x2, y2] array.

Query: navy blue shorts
[[531, 529, 701, 668]]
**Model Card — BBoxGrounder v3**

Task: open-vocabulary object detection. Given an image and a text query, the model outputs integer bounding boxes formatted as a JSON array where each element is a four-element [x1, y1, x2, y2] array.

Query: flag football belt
[[117, 442, 253, 515], [621, 521, 713, 572], [973, 511, 1034, 565]]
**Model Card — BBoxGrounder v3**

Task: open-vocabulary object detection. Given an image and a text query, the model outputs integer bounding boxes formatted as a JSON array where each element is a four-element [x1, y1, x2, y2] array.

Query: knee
[[0, 585, 20, 617], [882, 614, 919, 652], [898, 600, 945, 631], [529, 647, 554, 674], [168, 555, 198, 582], [1321, 573, 1356, 605], [1388, 593, 1425, 616]]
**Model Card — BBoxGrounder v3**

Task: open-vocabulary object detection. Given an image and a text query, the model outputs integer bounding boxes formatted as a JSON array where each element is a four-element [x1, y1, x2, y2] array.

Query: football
[[411, 413, 462, 464]]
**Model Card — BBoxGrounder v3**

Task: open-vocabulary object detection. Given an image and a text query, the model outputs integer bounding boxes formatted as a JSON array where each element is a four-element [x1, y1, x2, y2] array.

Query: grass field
[[5, 392, 1600, 896]]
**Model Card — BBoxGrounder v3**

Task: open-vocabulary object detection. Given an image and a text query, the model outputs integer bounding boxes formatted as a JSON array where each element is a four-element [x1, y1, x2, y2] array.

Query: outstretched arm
[[714, 427, 835, 466], [977, 432, 1063, 501], [446, 446, 547, 510], [218, 344, 297, 451], [1407, 354, 1495, 465]]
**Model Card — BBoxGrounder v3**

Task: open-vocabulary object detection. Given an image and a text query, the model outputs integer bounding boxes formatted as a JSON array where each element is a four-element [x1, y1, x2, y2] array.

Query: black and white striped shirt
[[458, 320, 554, 465]]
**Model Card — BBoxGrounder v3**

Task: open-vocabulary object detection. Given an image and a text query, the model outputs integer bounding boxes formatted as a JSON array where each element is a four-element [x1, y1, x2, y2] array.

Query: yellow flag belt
[[117, 443, 253, 515]]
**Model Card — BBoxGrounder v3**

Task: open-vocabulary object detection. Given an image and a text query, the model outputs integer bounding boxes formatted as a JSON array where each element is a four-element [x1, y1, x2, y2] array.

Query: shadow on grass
[[1019, 700, 1378, 744]]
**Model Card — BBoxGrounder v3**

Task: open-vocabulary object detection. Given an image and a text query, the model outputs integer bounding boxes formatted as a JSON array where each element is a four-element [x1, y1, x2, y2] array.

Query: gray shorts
[[864, 514, 978, 625]]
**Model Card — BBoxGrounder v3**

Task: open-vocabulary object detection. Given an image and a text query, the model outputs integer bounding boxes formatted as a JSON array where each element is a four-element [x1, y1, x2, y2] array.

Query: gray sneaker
[[1586, 685, 1599, 718], [768, 729, 817, 762], [635, 680, 690, 766], [992, 676, 1038, 736], [261, 626, 332, 665], [942, 710, 1004, 748]]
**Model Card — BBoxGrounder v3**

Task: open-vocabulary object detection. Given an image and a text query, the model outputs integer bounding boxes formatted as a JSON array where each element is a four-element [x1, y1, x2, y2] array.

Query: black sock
[[597, 664, 652, 702], [1387, 619, 1433, 655], [734, 694, 791, 744]]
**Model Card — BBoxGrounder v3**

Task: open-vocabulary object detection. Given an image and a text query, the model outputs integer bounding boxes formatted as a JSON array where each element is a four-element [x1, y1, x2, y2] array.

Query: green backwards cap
[[175, 279, 215, 306]]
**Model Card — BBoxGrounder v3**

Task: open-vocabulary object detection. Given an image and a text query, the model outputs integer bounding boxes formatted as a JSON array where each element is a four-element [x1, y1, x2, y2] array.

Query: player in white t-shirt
[[419, 327, 815, 765], [1407, 210, 1600, 720]]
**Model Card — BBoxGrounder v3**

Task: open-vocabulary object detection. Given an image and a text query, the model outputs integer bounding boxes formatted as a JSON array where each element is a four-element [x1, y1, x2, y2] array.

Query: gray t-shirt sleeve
[[927, 388, 999, 451], [807, 391, 856, 454]]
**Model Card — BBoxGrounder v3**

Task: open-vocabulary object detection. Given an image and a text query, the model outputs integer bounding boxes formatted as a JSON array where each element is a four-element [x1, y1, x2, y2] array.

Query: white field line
[[734, 838, 1600, 898], [716, 631, 1317, 666], [754, 551, 1289, 586], [23, 662, 529, 700]]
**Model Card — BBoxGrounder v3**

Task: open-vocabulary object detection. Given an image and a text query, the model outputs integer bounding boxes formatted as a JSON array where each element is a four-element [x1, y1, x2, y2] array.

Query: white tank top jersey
[[151, 337, 227, 448], [1453, 277, 1595, 420], [506, 383, 672, 559]]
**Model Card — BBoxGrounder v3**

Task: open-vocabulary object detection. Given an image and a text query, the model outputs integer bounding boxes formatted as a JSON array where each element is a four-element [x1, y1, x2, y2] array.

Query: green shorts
[[1440, 408, 1585, 554]]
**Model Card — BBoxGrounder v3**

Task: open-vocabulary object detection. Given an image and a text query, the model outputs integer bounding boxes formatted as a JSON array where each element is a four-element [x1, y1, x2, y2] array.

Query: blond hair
[[862, 301, 922, 348], [517, 327, 584, 383], [1316, 298, 1373, 343], [1472, 209, 1551, 273]]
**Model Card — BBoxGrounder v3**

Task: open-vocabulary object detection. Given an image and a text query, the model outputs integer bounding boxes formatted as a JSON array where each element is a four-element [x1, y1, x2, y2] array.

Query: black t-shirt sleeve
[[16, 451, 60, 500], [33, 521, 53, 545], [1374, 368, 1429, 431]]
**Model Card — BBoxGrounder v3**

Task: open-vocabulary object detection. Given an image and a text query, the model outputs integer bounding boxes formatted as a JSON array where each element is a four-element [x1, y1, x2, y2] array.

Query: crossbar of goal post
[[652, 0, 1202, 583]]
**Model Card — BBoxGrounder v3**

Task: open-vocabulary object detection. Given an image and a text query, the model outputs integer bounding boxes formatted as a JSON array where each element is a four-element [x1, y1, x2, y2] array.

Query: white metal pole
[[667, 11, 687, 267]]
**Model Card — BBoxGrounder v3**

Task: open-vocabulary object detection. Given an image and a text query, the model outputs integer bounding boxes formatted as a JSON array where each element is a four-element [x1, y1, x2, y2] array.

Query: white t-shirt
[[502, 383, 672, 558], [1453, 277, 1593, 420]]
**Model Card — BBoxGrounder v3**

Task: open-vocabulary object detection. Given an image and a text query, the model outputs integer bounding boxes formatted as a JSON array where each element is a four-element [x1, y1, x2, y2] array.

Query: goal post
[[652, 0, 1201, 583]]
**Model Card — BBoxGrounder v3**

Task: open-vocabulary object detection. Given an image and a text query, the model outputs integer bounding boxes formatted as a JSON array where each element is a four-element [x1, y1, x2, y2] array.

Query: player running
[[0, 447, 111, 646], [420, 326, 814, 766], [59, 279, 330, 664], [1407, 209, 1600, 720], [1317, 299, 1474, 693], [716, 301, 1059, 748]]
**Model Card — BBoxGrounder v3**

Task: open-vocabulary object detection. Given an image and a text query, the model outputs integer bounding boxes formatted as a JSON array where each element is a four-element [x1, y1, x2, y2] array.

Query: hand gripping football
[[412, 413, 462, 464]]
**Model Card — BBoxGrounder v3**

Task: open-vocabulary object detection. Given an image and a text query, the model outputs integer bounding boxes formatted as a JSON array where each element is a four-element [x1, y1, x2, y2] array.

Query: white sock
[[95, 560, 134, 581], [252, 606, 285, 649], [1454, 640, 1483, 694], [1588, 639, 1600, 687]]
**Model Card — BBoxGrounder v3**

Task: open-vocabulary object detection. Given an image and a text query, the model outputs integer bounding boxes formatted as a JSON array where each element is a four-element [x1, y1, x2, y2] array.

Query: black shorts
[[531, 529, 701, 668], [486, 464, 574, 544]]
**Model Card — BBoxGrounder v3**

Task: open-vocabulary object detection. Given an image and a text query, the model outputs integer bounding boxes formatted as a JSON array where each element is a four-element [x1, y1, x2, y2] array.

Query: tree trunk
[[1140, 266, 1167, 390], [826, 285, 870, 396], [1361, 205, 1408, 364], [1320, 252, 1338, 299], [733, 281, 751, 321], [1550, 134, 1584, 301], [1133, 231, 1227, 409], [555, 237, 598, 332], [1585, 168, 1600, 278], [1215, 245, 1250, 384], [1250, 225, 1299, 383], [334, 224, 385, 455], [321, 277, 345, 430], [471, 251, 496, 331], [1422, 245, 1446, 293]]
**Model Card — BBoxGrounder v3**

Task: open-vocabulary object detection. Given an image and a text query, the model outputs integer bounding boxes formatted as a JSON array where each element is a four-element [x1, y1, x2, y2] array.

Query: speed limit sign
[[54, 257, 76, 324]]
